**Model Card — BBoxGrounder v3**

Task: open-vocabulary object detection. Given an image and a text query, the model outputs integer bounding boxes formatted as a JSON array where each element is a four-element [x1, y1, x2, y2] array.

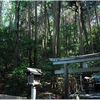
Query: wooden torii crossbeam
[[49, 52, 100, 65], [49, 52, 100, 99]]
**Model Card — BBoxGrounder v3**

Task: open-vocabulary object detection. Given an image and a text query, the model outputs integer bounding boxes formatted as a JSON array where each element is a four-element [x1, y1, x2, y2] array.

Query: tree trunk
[[47, 3, 52, 46], [78, 2, 84, 55], [53, 1, 57, 58], [94, 2, 100, 41], [57, 1, 61, 57], [86, 2, 94, 53], [14, 1, 20, 95], [28, 1, 32, 67], [51, 1, 61, 89], [74, 10, 77, 43], [44, 1, 47, 57], [0, 1, 2, 28], [34, 1, 37, 68], [14, 1, 20, 64], [81, 3, 89, 53], [53, 1, 61, 57]]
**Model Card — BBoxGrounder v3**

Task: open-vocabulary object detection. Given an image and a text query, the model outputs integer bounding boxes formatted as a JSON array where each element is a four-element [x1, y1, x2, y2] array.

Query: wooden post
[[64, 64, 69, 99]]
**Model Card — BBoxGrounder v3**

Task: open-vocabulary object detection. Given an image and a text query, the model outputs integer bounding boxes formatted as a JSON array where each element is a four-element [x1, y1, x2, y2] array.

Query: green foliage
[[0, 28, 14, 66], [37, 59, 53, 82], [69, 63, 80, 69], [4, 58, 29, 96]]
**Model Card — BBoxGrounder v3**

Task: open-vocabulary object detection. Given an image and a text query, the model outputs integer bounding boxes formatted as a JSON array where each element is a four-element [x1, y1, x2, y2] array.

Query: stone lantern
[[26, 67, 42, 100]]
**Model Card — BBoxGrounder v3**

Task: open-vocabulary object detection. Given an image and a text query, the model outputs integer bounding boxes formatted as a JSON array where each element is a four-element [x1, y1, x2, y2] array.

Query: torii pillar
[[64, 64, 69, 98]]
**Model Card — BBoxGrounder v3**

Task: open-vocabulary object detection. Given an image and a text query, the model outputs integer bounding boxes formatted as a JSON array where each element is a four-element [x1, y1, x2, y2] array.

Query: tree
[[34, 1, 37, 68], [94, 1, 100, 41], [86, 1, 94, 53], [78, 1, 84, 55], [13, 1, 20, 95], [53, 1, 61, 57], [50, 1, 61, 89], [28, 1, 32, 67], [0, 1, 2, 28]]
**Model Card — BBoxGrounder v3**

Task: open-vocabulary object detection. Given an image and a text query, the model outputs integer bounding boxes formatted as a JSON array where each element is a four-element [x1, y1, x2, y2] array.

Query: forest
[[0, 1, 100, 99]]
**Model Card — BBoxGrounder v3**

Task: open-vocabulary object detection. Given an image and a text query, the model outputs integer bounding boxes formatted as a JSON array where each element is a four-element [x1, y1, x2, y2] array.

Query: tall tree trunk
[[86, 2, 94, 53], [81, 3, 89, 53], [28, 1, 32, 67], [44, 1, 47, 57], [62, 6, 68, 56], [0, 1, 3, 93], [0, 1, 2, 28], [94, 1, 100, 41], [51, 1, 57, 89], [74, 9, 80, 55], [14, 1, 20, 95], [78, 2, 84, 55], [53, 1, 57, 58], [34, 1, 37, 68], [51, 1, 61, 89], [74, 10, 77, 43], [57, 1, 61, 57], [53, 1, 61, 57], [47, 3, 52, 46]]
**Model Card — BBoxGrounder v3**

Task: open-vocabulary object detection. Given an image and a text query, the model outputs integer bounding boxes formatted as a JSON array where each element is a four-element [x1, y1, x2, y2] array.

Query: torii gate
[[49, 52, 100, 99]]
